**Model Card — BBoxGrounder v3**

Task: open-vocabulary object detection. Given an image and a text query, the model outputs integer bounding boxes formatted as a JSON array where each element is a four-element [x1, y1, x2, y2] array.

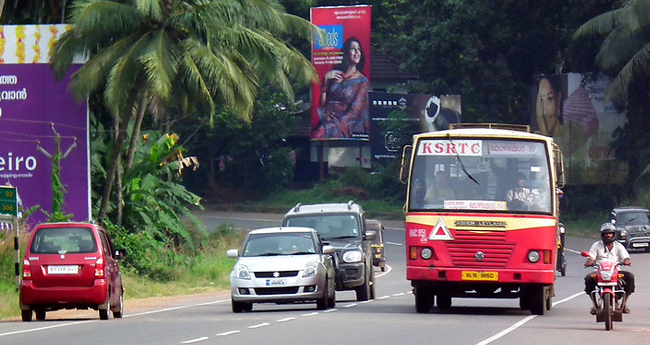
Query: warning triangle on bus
[[428, 218, 453, 240]]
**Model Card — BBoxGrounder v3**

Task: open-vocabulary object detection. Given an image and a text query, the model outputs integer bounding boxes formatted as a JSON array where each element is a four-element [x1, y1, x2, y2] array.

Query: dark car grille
[[447, 231, 514, 268], [255, 287, 300, 295], [254, 271, 299, 278]]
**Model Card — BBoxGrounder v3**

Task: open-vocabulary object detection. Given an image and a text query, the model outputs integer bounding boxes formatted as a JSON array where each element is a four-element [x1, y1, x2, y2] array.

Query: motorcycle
[[581, 251, 627, 331], [556, 223, 567, 276]]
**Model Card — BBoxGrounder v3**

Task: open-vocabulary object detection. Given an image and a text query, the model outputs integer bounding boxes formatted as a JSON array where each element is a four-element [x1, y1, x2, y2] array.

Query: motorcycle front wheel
[[603, 294, 613, 331]]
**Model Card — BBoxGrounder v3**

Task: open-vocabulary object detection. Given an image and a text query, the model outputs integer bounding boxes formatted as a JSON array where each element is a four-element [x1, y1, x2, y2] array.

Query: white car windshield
[[243, 233, 317, 257]]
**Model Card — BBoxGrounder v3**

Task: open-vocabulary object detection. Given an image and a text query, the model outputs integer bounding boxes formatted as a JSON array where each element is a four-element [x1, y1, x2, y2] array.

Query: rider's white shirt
[[588, 240, 630, 263]]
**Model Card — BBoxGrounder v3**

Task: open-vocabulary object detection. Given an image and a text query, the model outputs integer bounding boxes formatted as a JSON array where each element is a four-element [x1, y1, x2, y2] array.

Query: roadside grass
[[561, 210, 603, 240]]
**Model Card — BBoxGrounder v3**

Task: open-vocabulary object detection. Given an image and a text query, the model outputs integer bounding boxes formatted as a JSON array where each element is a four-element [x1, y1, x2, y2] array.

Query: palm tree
[[573, 0, 650, 102], [51, 0, 318, 223]]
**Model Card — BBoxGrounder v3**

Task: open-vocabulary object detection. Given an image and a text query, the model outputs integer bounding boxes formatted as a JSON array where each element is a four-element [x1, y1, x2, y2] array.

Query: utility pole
[[36, 123, 77, 216]]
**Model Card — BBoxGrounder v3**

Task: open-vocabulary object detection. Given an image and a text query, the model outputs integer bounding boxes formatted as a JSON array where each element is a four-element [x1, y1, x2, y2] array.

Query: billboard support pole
[[319, 141, 324, 180], [359, 141, 363, 169]]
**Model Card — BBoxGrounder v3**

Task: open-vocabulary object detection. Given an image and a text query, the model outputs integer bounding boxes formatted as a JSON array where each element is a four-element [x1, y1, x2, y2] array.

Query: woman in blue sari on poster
[[314, 37, 370, 140]]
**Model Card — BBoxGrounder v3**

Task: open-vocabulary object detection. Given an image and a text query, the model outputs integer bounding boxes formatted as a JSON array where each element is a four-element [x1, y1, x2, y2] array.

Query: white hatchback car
[[227, 227, 336, 312]]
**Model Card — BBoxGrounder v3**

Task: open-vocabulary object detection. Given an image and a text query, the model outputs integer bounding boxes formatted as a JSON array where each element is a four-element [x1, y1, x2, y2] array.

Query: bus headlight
[[421, 248, 433, 260], [528, 251, 540, 263]]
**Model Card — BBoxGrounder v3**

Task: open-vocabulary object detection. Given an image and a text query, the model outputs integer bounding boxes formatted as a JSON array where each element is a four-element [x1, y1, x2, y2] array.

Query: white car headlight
[[302, 262, 318, 278], [235, 264, 251, 280], [343, 250, 363, 263]]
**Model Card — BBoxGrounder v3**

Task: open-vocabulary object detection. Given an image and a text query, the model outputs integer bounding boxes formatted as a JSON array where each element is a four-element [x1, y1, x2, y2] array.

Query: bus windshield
[[408, 138, 552, 213]]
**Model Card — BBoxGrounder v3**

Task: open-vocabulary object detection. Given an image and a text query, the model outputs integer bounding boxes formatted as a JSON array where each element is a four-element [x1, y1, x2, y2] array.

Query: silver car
[[227, 227, 336, 312]]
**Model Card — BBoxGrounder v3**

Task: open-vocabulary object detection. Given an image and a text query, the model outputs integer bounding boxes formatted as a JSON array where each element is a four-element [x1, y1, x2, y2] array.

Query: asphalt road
[[2, 212, 649, 345]]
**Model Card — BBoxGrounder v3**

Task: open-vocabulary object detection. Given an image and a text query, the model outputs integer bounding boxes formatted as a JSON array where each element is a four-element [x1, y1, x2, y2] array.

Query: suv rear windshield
[[284, 214, 360, 241], [30, 227, 97, 254]]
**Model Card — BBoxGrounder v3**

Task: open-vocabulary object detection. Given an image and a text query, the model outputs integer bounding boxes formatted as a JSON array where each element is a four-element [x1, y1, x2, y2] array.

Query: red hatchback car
[[19, 222, 124, 321]]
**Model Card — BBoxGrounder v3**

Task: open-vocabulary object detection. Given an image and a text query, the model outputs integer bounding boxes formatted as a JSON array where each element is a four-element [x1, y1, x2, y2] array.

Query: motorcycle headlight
[[235, 264, 251, 280], [600, 271, 613, 281], [343, 250, 363, 263], [303, 262, 318, 278]]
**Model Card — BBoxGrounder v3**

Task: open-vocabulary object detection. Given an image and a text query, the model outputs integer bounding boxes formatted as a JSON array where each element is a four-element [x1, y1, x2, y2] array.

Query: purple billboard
[[0, 64, 89, 226]]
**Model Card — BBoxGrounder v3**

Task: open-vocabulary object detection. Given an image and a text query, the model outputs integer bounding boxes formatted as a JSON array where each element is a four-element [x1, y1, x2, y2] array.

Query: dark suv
[[282, 201, 376, 301], [609, 206, 650, 252]]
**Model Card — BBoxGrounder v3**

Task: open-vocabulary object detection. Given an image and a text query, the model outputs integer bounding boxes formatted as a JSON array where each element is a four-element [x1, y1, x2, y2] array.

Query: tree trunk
[[125, 94, 148, 171], [117, 94, 147, 225], [98, 113, 129, 220], [116, 158, 123, 226]]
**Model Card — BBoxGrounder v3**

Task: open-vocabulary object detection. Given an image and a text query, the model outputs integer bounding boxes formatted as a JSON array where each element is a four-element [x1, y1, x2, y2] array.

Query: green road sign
[[0, 186, 17, 216]]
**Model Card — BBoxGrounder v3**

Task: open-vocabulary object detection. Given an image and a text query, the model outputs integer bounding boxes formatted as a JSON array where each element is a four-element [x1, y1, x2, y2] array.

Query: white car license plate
[[266, 279, 286, 286], [632, 243, 649, 248], [48, 265, 79, 275]]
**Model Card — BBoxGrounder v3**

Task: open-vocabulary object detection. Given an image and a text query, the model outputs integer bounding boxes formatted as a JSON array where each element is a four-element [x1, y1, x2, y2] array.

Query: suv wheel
[[369, 267, 376, 300], [355, 267, 371, 301]]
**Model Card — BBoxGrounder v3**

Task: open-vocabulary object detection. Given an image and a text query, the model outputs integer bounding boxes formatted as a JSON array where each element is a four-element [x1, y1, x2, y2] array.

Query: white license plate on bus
[[266, 279, 286, 286], [48, 265, 79, 275], [632, 243, 649, 248], [461, 271, 498, 281]]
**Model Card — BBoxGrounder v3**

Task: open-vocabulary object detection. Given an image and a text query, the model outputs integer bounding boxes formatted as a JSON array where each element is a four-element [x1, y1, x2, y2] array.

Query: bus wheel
[[436, 294, 452, 309], [529, 285, 546, 315], [414, 286, 434, 313]]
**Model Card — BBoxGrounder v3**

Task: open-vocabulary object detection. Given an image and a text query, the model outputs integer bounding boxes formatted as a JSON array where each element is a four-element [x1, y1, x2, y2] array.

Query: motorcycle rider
[[584, 222, 634, 314]]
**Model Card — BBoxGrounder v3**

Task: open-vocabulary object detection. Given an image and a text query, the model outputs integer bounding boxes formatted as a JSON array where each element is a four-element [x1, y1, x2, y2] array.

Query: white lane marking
[[181, 336, 209, 344], [323, 308, 337, 313], [392, 292, 406, 297], [125, 299, 229, 318], [216, 330, 241, 336], [276, 317, 295, 322], [344, 303, 357, 308], [248, 322, 270, 329], [378, 295, 390, 300], [475, 291, 584, 345], [385, 241, 402, 246], [302, 312, 319, 317], [565, 248, 581, 254], [0, 320, 93, 337]]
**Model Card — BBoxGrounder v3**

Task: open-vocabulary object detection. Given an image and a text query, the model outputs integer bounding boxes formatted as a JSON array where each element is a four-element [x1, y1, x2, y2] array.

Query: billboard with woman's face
[[310, 5, 371, 141], [530, 73, 628, 184]]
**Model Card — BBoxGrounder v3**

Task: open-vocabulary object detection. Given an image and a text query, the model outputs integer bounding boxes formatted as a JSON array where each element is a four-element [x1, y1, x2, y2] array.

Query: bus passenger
[[411, 178, 427, 208], [424, 170, 456, 204], [506, 173, 533, 210]]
